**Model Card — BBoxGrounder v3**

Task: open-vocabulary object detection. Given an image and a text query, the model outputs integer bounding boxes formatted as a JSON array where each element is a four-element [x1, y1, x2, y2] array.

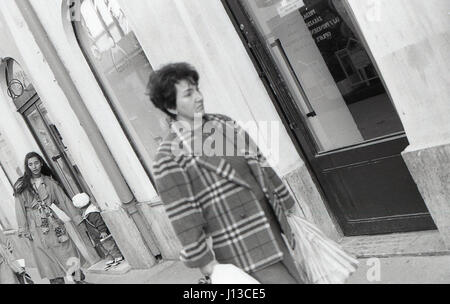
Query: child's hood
[[83, 204, 101, 218]]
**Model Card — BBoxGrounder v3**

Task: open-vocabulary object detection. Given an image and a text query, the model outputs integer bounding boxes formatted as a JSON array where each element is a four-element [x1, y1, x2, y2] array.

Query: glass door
[[224, 0, 436, 235], [240, 0, 405, 152]]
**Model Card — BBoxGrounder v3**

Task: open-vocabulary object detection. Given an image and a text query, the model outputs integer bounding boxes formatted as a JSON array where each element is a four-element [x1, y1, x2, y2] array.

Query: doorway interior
[[223, 0, 436, 236]]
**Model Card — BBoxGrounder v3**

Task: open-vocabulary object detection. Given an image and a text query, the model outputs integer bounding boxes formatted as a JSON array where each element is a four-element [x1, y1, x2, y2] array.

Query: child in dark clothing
[[72, 193, 124, 268]]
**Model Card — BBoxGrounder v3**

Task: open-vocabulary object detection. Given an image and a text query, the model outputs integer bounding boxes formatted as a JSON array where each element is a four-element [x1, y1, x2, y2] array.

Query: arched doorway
[[68, 0, 177, 259], [6, 59, 88, 199], [71, 0, 168, 179], [5, 58, 101, 265]]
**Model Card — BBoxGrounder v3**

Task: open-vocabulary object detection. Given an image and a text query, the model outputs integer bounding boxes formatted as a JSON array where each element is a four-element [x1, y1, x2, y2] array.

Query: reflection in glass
[[242, 0, 404, 152], [74, 0, 167, 168], [26, 107, 80, 197]]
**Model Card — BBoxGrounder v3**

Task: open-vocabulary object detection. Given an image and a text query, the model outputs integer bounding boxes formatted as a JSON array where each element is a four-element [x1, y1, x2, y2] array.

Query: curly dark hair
[[146, 62, 199, 120]]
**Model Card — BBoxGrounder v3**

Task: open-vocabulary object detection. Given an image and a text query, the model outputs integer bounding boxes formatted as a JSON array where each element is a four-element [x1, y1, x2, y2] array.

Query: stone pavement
[[23, 230, 450, 284], [24, 260, 202, 284], [24, 254, 450, 284]]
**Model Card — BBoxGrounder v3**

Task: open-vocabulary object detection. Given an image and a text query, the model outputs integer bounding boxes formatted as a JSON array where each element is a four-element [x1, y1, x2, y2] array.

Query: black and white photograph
[[0, 0, 449, 288]]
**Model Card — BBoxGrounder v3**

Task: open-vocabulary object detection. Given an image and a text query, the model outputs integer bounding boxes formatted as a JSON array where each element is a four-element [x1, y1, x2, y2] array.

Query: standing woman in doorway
[[14, 152, 86, 284]]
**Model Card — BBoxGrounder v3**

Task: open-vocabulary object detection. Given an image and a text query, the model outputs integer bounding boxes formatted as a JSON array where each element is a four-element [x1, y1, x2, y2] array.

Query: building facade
[[0, 0, 448, 270]]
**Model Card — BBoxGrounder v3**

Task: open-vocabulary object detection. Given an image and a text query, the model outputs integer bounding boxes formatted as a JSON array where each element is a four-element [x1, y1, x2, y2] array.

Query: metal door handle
[[52, 154, 62, 162], [270, 39, 317, 118]]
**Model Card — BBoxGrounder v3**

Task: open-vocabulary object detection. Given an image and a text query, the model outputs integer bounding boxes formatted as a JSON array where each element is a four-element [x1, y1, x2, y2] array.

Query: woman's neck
[[175, 114, 204, 133]]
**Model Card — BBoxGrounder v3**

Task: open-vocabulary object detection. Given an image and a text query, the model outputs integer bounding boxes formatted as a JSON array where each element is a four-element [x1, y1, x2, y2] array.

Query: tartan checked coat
[[152, 114, 297, 273]]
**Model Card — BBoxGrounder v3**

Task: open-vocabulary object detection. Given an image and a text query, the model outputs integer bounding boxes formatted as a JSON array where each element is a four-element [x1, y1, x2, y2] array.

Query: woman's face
[[27, 157, 42, 177], [174, 79, 205, 122]]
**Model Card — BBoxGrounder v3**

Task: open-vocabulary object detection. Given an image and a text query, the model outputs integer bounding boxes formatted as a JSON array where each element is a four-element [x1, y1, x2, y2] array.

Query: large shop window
[[72, 0, 167, 169], [244, 0, 404, 152]]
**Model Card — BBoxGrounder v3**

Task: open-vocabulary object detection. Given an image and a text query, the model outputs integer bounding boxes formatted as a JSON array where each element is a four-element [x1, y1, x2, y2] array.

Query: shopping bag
[[210, 264, 260, 284], [286, 214, 358, 284]]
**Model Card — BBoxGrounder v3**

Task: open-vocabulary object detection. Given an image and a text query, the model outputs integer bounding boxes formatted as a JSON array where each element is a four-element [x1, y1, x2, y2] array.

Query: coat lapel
[[194, 156, 250, 189], [244, 155, 270, 197], [176, 114, 296, 249], [172, 116, 251, 189], [197, 114, 267, 193]]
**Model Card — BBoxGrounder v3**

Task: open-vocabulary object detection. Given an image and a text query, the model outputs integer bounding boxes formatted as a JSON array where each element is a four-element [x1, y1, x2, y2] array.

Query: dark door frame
[[17, 93, 86, 197], [14, 90, 104, 261], [221, 0, 339, 221], [221, 0, 436, 235]]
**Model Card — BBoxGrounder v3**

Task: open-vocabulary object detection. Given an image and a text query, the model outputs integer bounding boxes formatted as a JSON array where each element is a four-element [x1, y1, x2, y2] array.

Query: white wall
[[0, 0, 123, 211], [118, 0, 303, 176], [0, 16, 42, 228], [0, 90, 40, 178], [27, 0, 158, 203], [0, 166, 16, 229], [347, 0, 450, 151], [0, 16, 42, 174], [0, 0, 316, 214]]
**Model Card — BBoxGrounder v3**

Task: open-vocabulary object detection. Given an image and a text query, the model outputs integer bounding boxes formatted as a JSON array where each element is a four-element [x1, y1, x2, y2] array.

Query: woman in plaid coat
[[149, 63, 303, 283]]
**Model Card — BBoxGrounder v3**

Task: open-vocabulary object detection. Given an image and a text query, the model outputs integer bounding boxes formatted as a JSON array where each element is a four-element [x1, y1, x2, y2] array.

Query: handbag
[[286, 214, 358, 284]]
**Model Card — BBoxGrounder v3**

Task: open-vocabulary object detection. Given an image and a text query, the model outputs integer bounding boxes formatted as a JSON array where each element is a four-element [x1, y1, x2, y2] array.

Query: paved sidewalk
[[24, 230, 450, 284], [24, 260, 202, 284], [25, 254, 450, 284], [346, 255, 450, 284]]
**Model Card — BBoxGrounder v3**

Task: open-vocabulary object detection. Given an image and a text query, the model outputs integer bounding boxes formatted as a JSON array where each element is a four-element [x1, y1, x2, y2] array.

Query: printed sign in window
[[278, 0, 305, 18]]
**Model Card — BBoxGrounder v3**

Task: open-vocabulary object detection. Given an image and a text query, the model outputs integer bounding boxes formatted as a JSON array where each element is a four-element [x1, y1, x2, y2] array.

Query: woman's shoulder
[[13, 177, 24, 194], [154, 132, 178, 160]]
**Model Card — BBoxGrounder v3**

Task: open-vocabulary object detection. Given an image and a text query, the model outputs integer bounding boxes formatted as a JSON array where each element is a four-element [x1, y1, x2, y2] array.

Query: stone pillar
[[403, 145, 450, 247], [346, 0, 450, 247]]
